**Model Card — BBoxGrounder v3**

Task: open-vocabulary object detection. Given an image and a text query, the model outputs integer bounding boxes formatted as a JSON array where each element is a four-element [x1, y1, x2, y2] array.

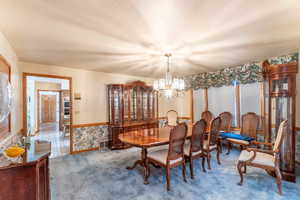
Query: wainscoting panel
[[72, 125, 109, 152]]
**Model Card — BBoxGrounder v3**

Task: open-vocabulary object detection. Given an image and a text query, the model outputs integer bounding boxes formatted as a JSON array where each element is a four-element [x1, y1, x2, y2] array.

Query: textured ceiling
[[0, 0, 300, 78]]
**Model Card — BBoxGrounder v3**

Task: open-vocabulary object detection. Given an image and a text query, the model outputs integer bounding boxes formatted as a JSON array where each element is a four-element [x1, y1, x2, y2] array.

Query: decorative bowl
[[4, 146, 25, 158]]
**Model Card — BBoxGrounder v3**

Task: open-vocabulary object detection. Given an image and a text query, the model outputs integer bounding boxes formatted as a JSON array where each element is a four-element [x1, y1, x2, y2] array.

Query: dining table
[[119, 125, 193, 184]]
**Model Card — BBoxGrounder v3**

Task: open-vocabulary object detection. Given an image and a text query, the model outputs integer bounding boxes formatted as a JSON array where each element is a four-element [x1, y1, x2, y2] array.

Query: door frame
[[23, 73, 74, 153], [37, 90, 61, 132]]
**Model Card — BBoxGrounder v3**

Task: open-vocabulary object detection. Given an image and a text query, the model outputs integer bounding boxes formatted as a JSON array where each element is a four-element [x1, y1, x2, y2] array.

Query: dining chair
[[184, 119, 207, 178], [201, 111, 214, 132], [218, 112, 233, 153], [219, 112, 232, 132], [226, 112, 259, 154], [203, 117, 222, 169], [237, 120, 288, 195], [146, 123, 188, 191], [165, 110, 179, 127]]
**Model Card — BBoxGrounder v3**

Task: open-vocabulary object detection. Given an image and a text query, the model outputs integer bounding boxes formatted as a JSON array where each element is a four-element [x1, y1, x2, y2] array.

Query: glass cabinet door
[[271, 78, 289, 95], [131, 87, 137, 121], [123, 87, 130, 122], [112, 86, 123, 124], [142, 88, 149, 120], [149, 92, 153, 119]]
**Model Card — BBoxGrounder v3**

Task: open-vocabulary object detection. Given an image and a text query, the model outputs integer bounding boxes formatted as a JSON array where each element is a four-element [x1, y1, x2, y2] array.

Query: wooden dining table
[[119, 125, 193, 184]]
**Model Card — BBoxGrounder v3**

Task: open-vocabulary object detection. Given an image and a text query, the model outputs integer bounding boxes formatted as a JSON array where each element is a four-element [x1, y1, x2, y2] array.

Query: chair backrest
[[273, 120, 288, 152], [241, 112, 259, 139], [166, 110, 178, 126], [219, 112, 232, 132], [208, 117, 221, 145], [190, 119, 206, 154], [201, 111, 214, 126], [167, 123, 188, 161]]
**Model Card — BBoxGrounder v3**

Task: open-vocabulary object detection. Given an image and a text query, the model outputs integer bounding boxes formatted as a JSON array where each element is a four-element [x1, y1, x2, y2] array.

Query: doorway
[[23, 73, 73, 157]]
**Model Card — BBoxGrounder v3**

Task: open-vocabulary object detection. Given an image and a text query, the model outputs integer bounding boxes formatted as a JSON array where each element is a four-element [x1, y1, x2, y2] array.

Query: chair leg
[[166, 166, 171, 191], [226, 141, 232, 155], [240, 145, 244, 151], [202, 157, 206, 172], [216, 149, 221, 165], [146, 159, 150, 180], [207, 152, 211, 170], [237, 161, 244, 185], [274, 167, 283, 195], [243, 165, 247, 174], [189, 159, 194, 179], [182, 161, 187, 182], [218, 140, 223, 153]]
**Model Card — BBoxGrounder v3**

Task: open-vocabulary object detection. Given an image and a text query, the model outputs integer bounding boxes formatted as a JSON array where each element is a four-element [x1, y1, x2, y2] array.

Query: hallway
[[33, 122, 69, 158]]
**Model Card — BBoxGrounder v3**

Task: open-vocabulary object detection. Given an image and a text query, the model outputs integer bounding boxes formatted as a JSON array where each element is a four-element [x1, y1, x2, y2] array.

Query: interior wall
[[20, 61, 154, 125], [158, 90, 192, 118], [0, 32, 21, 135]]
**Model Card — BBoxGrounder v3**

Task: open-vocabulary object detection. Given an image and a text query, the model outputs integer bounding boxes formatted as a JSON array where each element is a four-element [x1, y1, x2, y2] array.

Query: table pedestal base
[[126, 148, 149, 184]]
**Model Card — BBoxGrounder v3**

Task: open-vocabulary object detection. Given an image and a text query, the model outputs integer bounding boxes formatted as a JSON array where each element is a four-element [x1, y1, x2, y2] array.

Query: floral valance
[[184, 52, 298, 90]]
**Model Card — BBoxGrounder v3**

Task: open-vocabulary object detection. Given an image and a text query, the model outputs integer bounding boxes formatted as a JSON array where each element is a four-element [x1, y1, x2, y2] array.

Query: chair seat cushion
[[184, 143, 202, 156], [238, 150, 275, 167], [220, 132, 254, 142], [203, 140, 217, 150], [148, 145, 169, 153], [148, 149, 182, 165], [227, 138, 249, 145]]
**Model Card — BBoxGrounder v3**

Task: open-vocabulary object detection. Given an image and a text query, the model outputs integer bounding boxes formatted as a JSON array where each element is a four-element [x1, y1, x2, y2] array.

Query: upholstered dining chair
[[201, 111, 214, 132], [146, 123, 188, 191], [218, 112, 233, 153], [237, 120, 288, 195], [226, 112, 259, 154], [203, 117, 222, 169], [219, 112, 232, 132], [165, 110, 179, 127], [184, 119, 207, 178]]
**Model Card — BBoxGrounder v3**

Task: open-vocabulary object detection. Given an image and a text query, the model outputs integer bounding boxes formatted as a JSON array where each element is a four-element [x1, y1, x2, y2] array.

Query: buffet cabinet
[[263, 60, 298, 182], [107, 81, 158, 149]]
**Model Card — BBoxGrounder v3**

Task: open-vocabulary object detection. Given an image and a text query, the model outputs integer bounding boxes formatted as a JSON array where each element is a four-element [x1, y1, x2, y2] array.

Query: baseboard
[[71, 147, 99, 154]]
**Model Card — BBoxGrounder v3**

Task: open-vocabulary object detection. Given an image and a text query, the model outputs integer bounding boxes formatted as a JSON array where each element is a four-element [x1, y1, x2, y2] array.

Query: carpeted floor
[[50, 148, 300, 200]]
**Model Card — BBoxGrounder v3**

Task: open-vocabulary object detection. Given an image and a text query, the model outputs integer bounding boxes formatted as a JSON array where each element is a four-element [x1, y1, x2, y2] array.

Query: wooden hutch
[[263, 60, 298, 182], [107, 81, 158, 149]]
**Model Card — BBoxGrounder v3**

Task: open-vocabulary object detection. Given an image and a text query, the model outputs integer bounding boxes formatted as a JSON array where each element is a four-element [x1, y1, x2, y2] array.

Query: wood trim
[[190, 89, 194, 123], [204, 88, 208, 111], [235, 84, 241, 128], [22, 72, 73, 153], [71, 147, 99, 154], [72, 122, 109, 128], [179, 117, 191, 120], [157, 116, 191, 120], [22, 72, 72, 80], [296, 161, 300, 166], [295, 127, 300, 132]]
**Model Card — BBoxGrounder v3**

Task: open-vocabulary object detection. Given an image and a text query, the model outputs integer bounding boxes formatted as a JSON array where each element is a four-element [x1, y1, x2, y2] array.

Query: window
[[193, 89, 204, 121], [240, 83, 260, 116], [208, 85, 237, 126]]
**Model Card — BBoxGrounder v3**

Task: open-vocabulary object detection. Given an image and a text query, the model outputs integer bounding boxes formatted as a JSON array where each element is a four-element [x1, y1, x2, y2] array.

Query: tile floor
[[33, 122, 70, 158]]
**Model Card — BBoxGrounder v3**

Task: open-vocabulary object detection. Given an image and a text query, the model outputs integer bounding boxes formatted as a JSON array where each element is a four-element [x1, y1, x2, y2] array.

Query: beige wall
[[20, 61, 155, 125], [0, 31, 22, 134], [158, 90, 192, 118]]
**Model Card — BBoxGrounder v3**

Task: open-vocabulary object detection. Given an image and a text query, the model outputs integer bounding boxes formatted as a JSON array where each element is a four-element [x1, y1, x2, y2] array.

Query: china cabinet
[[263, 60, 298, 182], [107, 81, 158, 149]]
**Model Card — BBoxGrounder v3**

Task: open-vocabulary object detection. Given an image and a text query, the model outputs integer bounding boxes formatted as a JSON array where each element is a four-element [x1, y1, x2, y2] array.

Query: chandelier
[[153, 53, 185, 98]]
